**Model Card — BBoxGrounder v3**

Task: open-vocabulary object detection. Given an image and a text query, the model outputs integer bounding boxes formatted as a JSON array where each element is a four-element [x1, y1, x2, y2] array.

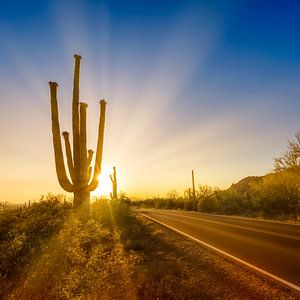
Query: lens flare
[[92, 165, 113, 197]]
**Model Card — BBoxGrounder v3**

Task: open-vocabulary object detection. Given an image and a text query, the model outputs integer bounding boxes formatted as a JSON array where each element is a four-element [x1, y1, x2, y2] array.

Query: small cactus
[[49, 55, 106, 220], [110, 166, 118, 199]]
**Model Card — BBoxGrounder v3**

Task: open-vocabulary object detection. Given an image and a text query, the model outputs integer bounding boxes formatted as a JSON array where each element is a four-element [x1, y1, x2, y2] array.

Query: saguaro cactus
[[49, 55, 106, 219], [110, 166, 118, 199], [191, 170, 197, 210]]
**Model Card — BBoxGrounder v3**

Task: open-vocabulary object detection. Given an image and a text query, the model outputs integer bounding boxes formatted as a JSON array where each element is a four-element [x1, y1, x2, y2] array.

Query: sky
[[0, 0, 300, 203]]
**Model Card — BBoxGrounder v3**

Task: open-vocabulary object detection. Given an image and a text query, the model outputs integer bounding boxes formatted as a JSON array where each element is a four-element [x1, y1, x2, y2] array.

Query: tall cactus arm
[[113, 166, 116, 180], [79, 102, 88, 186], [72, 55, 81, 185], [87, 150, 94, 182], [62, 131, 75, 183], [87, 166, 92, 182], [88, 99, 107, 191], [110, 174, 114, 183], [87, 149, 94, 167], [49, 82, 74, 192]]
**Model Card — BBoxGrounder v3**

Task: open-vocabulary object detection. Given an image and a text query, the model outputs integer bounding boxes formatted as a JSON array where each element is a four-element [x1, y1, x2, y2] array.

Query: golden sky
[[0, 1, 299, 203]]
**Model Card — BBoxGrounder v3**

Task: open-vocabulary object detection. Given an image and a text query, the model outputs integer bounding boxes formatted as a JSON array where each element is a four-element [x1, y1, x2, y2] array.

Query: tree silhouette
[[274, 132, 300, 171]]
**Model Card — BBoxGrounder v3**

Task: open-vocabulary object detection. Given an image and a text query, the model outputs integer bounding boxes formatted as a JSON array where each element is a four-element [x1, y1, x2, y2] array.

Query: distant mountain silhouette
[[228, 176, 263, 194], [229, 166, 300, 195]]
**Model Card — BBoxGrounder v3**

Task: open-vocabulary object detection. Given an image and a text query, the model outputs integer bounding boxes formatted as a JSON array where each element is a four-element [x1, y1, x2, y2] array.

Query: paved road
[[139, 209, 300, 287]]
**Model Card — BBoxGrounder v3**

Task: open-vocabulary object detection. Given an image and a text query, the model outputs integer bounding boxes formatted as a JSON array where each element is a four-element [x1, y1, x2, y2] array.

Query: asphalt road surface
[[139, 209, 300, 288]]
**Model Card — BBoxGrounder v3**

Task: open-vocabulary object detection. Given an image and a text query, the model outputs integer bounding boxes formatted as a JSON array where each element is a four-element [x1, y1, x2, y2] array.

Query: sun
[[91, 165, 113, 198]]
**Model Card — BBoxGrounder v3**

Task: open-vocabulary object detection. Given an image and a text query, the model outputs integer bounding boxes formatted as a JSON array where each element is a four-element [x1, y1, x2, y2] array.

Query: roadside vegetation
[[137, 134, 300, 221], [2, 193, 232, 299], [0, 194, 140, 298], [1, 195, 294, 299], [137, 167, 300, 221]]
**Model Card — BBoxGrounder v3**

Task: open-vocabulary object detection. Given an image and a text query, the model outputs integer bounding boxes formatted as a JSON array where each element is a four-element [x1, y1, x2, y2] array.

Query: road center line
[[139, 212, 300, 293]]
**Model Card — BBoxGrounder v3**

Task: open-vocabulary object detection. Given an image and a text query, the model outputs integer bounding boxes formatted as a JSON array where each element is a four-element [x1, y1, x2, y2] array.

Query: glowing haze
[[0, 0, 300, 203]]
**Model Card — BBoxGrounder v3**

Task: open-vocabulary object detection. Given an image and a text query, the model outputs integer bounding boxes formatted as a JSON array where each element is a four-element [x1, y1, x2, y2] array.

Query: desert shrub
[[198, 195, 217, 213], [250, 169, 300, 219], [196, 185, 217, 213], [0, 194, 72, 295], [91, 199, 113, 228], [176, 198, 185, 210], [1, 196, 137, 298], [91, 198, 132, 229], [183, 199, 194, 211], [0, 210, 19, 240], [10, 214, 128, 298], [215, 190, 245, 215], [110, 198, 132, 225]]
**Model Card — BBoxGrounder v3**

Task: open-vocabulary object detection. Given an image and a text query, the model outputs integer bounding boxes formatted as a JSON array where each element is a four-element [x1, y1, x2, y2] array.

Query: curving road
[[138, 209, 300, 289]]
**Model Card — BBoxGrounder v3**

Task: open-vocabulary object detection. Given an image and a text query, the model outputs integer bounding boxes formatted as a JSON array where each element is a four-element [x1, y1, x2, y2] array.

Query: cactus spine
[[49, 55, 106, 219], [110, 166, 118, 199]]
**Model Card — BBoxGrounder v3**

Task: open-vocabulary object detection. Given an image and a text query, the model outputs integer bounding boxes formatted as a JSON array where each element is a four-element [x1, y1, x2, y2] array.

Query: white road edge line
[[139, 213, 300, 293]]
